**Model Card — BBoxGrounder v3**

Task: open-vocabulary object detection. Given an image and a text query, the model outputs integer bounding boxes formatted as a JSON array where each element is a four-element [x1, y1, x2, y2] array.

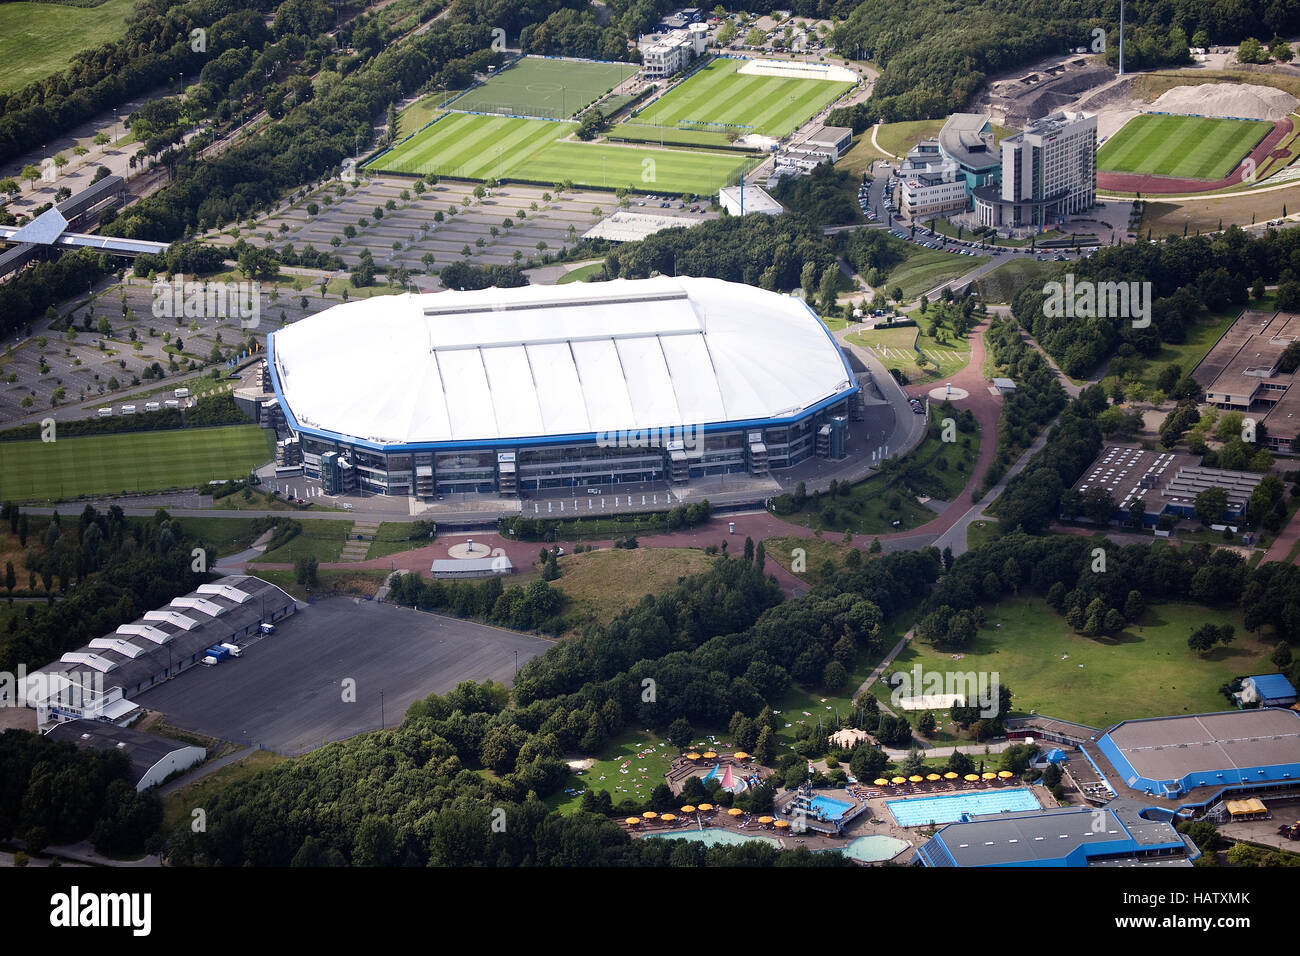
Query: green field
[[892, 597, 1271, 727], [0, 426, 274, 500], [847, 323, 972, 382], [972, 258, 1059, 303], [370, 113, 753, 194], [1098, 113, 1271, 180], [451, 56, 637, 119], [886, 247, 989, 301], [0, 0, 138, 94], [610, 125, 736, 149], [623, 57, 851, 139]]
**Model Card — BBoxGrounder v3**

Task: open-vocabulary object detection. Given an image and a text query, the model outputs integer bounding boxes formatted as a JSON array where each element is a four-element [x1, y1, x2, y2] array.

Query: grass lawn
[[369, 113, 753, 194], [1099, 114, 1271, 180], [0, 0, 138, 93], [548, 729, 684, 815], [1136, 302, 1246, 388], [0, 426, 274, 501], [626, 57, 851, 139], [887, 247, 988, 301], [452, 56, 637, 120], [253, 520, 353, 565], [891, 596, 1273, 728], [551, 547, 716, 632], [874, 119, 1014, 160], [253, 567, 390, 601], [847, 323, 971, 382], [168, 517, 263, 558], [557, 262, 609, 284], [160, 750, 288, 833], [762, 534, 862, 587], [964, 519, 999, 551], [781, 407, 979, 533], [609, 125, 737, 149], [365, 522, 437, 560], [972, 258, 1059, 303], [396, 93, 456, 134]]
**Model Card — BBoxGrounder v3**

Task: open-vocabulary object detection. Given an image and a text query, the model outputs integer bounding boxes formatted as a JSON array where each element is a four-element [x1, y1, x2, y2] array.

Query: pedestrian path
[[339, 519, 379, 561]]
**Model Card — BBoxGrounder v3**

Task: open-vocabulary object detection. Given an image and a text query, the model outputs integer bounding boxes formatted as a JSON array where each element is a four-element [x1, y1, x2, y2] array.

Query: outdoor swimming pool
[[809, 794, 853, 821], [886, 788, 1041, 827], [643, 827, 779, 847], [839, 835, 910, 862]]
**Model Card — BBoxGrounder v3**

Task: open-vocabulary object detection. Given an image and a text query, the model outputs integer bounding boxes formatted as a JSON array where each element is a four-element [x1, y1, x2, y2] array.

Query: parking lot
[[135, 597, 553, 755]]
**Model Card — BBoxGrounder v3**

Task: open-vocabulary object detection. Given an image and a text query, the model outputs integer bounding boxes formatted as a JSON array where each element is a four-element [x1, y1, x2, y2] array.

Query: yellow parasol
[[908, 775, 924, 783], [733, 752, 750, 760], [625, 817, 641, 825], [697, 803, 714, 812], [926, 774, 942, 781], [943, 772, 959, 780], [680, 805, 696, 813], [982, 772, 997, 780], [703, 752, 718, 759], [873, 778, 890, 786], [686, 752, 701, 761], [774, 820, 790, 829], [964, 774, 979, 782], [757, 816, 774, 824], [642, 811, 658, 819], [660, 813, 676, 822], [727, 807, 744, 817], [997, 770, 1014, 779], [891, 776, 907, 785]]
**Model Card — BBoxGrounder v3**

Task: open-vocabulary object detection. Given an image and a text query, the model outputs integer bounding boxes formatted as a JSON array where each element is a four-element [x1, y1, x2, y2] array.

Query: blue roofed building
[[915, 805, 1194, 868], [1238, 674, 1298, 709]]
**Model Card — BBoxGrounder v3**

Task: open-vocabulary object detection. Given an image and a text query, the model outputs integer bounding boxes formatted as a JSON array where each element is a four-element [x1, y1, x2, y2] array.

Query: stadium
[[265, 276, 858, 498]]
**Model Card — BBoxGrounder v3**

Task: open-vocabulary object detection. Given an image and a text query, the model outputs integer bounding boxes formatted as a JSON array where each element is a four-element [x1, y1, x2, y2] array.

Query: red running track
[[1097, 117, 1292, 194]]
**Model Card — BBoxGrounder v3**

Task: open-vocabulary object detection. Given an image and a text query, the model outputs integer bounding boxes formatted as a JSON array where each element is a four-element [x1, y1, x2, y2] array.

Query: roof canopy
[[270, 276, 853, 447]]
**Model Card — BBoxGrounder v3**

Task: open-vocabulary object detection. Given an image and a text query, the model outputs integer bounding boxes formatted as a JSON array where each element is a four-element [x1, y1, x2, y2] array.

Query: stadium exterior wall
[[265, 287, 859, 498]]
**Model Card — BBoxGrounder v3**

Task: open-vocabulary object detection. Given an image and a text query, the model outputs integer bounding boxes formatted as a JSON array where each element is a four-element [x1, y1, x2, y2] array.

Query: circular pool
[[839, 834, 910, 862]]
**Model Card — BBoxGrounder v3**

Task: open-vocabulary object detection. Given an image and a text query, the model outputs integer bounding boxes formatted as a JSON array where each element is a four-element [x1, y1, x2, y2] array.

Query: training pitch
[[1098, 113, 1272, 180], [451, 55, 638, 120], [623, 57, 853, 139], [369, 112, 753, 193], [0, 425, 274, 500]]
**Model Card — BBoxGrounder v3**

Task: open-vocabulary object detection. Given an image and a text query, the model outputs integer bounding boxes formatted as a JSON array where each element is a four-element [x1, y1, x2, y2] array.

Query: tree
[[917, 711, 936, 736], [294, 554, 318, 588], [1194, 486, 1228, 524], [754, 725, 776, 765], [4, 561, 13, 599]]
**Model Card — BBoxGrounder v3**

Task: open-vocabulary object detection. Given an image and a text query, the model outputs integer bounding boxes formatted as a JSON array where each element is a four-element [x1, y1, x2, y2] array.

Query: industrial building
[[974, 111, 1097, 229], [46, 719, 206, 792], [1064, 444, 1263, 525], [1084, 709, 1300, 808], [1193, 309, 1300, 453], [1237, 674, 1298, 708], [17, 575, 296, 728], [915, 805, 1194, 867], [717, 183, 783, 216], [265, 276, 858, 497]]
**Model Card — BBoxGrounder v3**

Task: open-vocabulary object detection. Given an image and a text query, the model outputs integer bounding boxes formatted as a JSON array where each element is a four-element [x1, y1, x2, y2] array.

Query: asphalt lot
[[135, 597, 552, 755]]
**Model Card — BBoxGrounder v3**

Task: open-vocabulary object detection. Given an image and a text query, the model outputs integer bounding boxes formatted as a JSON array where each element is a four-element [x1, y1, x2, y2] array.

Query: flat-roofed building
[[1194, 310, 1300, 452], [46, 719, 206, 792], [974, 111, 1096, 229]]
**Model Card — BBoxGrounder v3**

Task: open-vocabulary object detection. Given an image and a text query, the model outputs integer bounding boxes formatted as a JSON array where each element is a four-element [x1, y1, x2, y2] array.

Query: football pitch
[[0, 426, 275, 500], [369, 112, 754, 194], [622, 57, 852, 139], [451, 56, 638, 120], [1098, 113, 1272, 180]]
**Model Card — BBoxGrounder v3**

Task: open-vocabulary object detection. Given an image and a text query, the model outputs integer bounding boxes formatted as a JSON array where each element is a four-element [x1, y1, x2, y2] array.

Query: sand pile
[[1150, 83, 1298, 121]]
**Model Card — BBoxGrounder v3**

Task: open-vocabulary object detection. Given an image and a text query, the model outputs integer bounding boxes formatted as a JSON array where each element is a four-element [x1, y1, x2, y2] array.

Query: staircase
[[339, 519, 380, 562]]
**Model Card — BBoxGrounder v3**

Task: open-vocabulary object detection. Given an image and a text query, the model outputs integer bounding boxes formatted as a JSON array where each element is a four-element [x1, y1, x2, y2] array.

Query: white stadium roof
[[269, 276, 854, 447]]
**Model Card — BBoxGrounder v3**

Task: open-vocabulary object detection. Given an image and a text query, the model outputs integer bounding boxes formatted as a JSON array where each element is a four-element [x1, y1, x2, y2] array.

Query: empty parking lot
[[136, 597, 553, 755]]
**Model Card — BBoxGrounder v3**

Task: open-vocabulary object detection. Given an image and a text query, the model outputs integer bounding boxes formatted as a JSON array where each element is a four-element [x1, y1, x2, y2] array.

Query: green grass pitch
[[0, 426, 275, 500], [450, 56, 638, 120], [1097, 113, 1272, 180], [0, 0, 138, 94], [369, 113, 754, 194], [622, 57, 852, 139]]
